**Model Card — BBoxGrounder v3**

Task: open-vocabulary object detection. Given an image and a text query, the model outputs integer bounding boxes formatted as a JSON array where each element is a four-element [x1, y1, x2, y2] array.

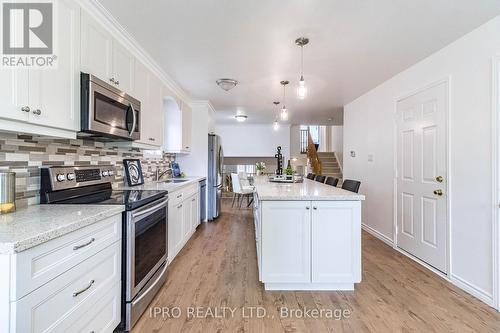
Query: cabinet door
[[134, 61, 150, 145], [0, 68, 29, 122], [112, 40, 134, 94], [147, 74, 164, 146], [261, 201, 311, 283], [181, 102, 192, 152], [311, 201, 361, 283], [80, 11, 112, 81], [190, 193, 199, 231], [182, 197, 192, 241], [29, 0, 79, 130], [168, 200, 184, 262]]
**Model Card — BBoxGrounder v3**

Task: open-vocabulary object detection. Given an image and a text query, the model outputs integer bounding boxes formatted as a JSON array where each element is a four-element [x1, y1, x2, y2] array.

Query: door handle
[[433, 189, 443, 196], [435, 176, 444, 183]]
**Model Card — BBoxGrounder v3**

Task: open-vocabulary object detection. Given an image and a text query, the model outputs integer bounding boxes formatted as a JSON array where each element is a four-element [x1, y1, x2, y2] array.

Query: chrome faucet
[[155, 167, 172, 181]]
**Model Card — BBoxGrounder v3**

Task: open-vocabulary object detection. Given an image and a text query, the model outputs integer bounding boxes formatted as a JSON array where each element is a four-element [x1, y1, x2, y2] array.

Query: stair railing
[[307, 131, 322, 175]]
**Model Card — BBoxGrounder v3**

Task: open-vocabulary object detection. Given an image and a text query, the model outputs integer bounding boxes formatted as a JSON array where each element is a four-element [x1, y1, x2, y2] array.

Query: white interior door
[[396, 81, 448, 273]]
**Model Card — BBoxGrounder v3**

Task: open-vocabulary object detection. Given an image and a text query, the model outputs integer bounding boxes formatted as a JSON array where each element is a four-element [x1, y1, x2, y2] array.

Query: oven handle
[[131, 198, 168, 220], [131, 263, 167, 306], [128, 102, 137, 137]]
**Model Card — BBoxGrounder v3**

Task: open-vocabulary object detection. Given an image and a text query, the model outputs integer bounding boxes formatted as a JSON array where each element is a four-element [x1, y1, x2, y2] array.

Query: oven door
[[82, 73, 141, 140], [126, 197, 168, 300]]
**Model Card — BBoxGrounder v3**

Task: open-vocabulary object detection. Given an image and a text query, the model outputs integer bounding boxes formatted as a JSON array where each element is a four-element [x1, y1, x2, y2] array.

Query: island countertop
[[253, 176, 365, 201]]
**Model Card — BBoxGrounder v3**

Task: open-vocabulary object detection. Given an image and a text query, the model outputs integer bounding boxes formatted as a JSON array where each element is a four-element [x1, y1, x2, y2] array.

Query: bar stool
[[325, 177, 339, 187]]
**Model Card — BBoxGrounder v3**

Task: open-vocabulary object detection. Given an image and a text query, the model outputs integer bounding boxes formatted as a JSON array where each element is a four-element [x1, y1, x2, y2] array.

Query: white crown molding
[[189, 100, 217, 113], [78, 0, 191, 103]]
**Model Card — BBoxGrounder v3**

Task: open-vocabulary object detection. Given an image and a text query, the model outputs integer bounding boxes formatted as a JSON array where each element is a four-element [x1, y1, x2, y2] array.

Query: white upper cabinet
[[81, 11, 134, 95], [29, 0, 80, 131], [181, 102, 192, 152], [163, 96, 192, 154], [0, 0, 79, 138], [80, 11, 112, 82], [135, 61, 163, 147], [111, 41, 134, 93]]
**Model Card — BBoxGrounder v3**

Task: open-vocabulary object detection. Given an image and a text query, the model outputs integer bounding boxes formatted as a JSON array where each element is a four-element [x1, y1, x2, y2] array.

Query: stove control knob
[[102, 170, 109, 177], [56, 174, 66, 182], [67, 173, 75, 181], [107, 170, 114, 176]]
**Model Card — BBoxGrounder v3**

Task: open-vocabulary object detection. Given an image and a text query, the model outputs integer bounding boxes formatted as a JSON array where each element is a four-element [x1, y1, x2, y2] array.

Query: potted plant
[[284, 165, 294, 180], [256, 162, 266, 176]]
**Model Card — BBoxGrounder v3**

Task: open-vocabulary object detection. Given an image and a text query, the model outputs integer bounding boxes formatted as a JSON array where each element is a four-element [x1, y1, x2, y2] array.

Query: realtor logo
[[1, 1, 56, 67]]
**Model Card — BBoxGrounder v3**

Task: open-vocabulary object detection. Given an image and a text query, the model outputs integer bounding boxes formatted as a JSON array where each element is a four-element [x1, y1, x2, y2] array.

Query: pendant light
[[280, 81, 289, 121], [295, 37, 309, 99], [273, 101, 280, 131]]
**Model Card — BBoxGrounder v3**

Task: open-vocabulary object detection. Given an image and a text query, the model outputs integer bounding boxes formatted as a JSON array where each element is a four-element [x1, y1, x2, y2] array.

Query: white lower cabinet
[[257, 200, 361, 289], [168, 184, 200, 263], [311, 201, 361, 283], [261, 201, 311, 283], [0, 214, 122, 333]]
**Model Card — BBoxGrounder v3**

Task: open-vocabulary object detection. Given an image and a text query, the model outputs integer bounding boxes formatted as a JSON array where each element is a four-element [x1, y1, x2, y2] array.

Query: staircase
[[317, 152, 342, 179]]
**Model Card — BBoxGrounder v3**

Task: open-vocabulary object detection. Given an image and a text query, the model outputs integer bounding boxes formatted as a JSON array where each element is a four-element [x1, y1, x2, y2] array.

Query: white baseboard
[[361, 223, 394, 246], [362, 222, 496, 309], [450, 274, 494, 307]]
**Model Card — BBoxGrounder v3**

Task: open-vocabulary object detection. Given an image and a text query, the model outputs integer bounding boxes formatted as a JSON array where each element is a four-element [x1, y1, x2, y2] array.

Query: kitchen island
[[252, 176, 365, 291]]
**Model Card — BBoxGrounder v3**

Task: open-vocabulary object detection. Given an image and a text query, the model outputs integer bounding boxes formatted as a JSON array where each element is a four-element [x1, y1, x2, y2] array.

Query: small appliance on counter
[[0, 171, 16, 214], [268, 174, 303, 183]]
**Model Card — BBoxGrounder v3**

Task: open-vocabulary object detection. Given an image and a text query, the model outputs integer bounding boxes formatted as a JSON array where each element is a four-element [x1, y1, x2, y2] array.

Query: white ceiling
[[98, 0, 500, 125]]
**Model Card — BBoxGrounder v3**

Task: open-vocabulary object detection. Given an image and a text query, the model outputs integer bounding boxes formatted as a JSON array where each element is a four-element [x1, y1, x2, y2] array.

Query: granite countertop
[[253, 176, 365, 201], [0, 205, 124, 254], [116, 176, 206, 192]]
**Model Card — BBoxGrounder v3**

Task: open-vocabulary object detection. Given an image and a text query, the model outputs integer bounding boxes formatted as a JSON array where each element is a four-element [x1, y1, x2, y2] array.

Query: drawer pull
[[73, 237, 95, 251], [178, 204, 183, 208], [192, 198, 195, 202], [72, 279, 95, 297], [176, 194, 182, 198]]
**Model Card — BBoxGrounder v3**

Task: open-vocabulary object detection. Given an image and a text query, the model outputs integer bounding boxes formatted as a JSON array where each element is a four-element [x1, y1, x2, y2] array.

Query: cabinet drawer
[[12, 241, 121, 333], [12, 213, 121, 300], [183, 183, 198, 198], [65, 281, 121, 333]]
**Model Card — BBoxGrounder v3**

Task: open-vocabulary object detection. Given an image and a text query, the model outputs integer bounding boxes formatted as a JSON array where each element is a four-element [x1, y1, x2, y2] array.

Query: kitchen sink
[[161, 179, 189, 183]]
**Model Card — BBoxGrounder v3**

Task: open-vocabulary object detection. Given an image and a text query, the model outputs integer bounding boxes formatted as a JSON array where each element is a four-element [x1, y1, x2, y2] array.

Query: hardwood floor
[[132, 199, 500, 333]]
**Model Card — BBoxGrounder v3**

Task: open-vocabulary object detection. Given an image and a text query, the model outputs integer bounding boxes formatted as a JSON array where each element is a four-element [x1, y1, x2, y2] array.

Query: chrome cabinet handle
[[115, 80, 119, 85], [178, 204, 183, 208], [73, 237, 95, 251], [306, 206, 310, 210], [32, 109, 41, 115], [21, 106, 30, 112], [192, 198, 195, 202], [72, 279, 95, 297], [176, 194, 182, 198], [313, 207, 317, 210], [109, 78, 115, 83]]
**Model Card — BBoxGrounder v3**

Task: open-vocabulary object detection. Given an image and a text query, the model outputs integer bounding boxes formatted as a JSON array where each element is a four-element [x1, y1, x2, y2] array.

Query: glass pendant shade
[[280, 107, 288, 121], [273, 120, 279, 131], [297, 76, 307, 99]]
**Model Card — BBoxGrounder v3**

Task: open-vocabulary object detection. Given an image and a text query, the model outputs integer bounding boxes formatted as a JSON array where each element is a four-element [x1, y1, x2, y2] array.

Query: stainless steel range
[[40, 165, 168, 331]]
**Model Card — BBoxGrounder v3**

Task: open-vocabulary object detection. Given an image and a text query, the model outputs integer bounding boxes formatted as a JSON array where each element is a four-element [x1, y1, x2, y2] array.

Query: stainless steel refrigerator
[[208, 134, 224, 220]]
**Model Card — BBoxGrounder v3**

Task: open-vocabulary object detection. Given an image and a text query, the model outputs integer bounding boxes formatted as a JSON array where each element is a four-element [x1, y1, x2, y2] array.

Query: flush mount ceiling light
[[216, 78, 238, 91], [273, 101, 280, 131], [280, 81, 289, 121], [234, 114, 248, 122], [295, 37, 309, 100]]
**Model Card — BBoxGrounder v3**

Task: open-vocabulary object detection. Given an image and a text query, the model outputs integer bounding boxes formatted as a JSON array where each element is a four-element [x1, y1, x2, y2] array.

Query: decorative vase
[[256, 170, 262, 176]]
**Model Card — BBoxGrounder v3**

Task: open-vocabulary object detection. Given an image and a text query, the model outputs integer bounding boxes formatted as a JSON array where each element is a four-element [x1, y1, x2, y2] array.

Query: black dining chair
[[341, 179, 361, 193], [315, 175, 326, 183], [325, 177, 339, 187], [306, 173, 316, 180]]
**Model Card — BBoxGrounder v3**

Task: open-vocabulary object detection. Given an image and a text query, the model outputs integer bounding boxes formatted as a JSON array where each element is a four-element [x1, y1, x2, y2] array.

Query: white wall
[[344, 15, 500, 306], [331, 126, 343, 153], [216, 124, 291, 161]]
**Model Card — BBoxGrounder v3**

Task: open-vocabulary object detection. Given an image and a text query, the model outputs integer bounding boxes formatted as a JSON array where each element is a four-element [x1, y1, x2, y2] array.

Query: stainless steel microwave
[[80, 73, 141, 140]]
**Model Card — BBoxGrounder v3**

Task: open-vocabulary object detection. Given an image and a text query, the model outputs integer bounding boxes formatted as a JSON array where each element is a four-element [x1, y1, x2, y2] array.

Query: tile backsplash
[[0, 133, 175, 208]]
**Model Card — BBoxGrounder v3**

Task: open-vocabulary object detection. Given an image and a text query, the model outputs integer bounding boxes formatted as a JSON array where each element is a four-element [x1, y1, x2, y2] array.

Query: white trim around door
[[492, 55, 500, 311]]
